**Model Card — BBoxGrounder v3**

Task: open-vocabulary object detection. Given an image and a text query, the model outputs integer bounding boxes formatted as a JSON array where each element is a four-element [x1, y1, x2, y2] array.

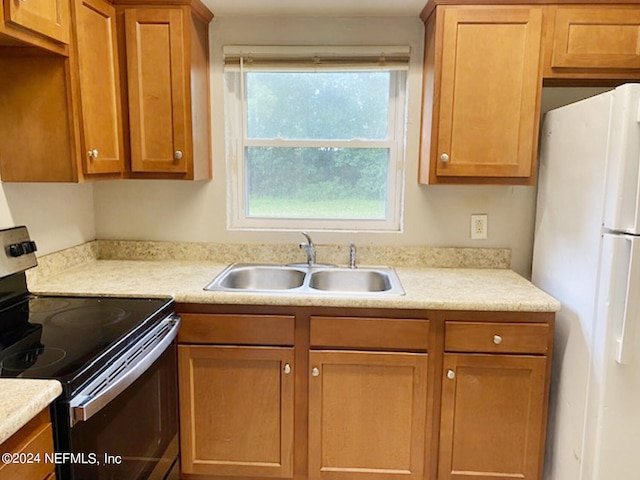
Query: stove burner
[[1, 347, 67, 372], [28, 298, 72, 314], [49, 306, 129, 328]]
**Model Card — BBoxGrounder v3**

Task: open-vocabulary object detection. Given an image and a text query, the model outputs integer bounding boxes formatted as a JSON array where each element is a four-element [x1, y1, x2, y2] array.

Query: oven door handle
[[69, 315, 180, 426]]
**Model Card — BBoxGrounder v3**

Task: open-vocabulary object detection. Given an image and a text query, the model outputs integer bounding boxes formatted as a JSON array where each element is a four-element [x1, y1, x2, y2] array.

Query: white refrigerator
[[532, 83, 640, 480]]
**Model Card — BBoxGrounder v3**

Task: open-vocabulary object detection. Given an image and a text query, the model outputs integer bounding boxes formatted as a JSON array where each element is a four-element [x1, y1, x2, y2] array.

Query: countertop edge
[[2, 260, 560, 445], [0, 379, 62, 445], [28, 260, 561, 313]]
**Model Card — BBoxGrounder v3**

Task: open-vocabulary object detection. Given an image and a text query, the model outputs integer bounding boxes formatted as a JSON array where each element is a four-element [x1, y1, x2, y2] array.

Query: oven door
[[57, 316, 180, 480]]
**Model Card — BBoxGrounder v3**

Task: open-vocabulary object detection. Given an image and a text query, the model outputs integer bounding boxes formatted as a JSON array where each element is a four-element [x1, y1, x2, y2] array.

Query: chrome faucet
[[348, 242, 357, 269], [299, 232, 316, 266]]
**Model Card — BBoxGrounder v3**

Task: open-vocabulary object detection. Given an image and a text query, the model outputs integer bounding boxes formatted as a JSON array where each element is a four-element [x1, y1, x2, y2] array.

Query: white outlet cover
[[471, 214, 488, 240]]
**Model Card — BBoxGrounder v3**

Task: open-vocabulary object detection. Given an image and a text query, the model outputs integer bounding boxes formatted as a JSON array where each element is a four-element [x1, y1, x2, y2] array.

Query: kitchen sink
[[204, 263, 405, 296], [308, 268, 393, 293], [215, 265, 306, 290]]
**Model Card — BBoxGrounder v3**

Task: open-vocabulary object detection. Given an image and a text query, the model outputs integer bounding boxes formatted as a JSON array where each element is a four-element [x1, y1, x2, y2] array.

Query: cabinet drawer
[[445, 322, 549, 354], [310, 316, 429, 351], [0, 410, 54, 480], [178, 314, 295, 346], [551, 7, 640, 70]]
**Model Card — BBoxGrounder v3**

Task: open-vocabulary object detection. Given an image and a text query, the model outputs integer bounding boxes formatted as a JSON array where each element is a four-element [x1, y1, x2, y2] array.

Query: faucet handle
[[348, 242, 357, 269]]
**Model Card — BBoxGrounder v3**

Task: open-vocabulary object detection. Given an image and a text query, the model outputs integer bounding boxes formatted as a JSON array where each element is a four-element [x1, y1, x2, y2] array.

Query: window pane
[[246, 147, 388, 219], [246, 72, 390, 140]]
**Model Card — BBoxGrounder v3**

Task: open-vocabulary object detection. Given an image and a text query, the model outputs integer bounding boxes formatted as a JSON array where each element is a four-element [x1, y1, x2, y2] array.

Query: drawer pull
[[311, 367, 320, 377], [446, 369, 456, 380], [283, 363, 292, 375], [493, 335, 503, 345]]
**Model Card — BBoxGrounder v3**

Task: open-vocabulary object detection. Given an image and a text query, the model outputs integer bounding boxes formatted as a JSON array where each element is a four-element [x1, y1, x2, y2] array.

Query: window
[[224, 46, 409, 231]]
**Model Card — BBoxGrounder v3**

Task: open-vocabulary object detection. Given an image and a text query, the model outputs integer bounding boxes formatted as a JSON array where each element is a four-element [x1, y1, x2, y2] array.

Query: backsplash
[[26, 241, 99, 285], [26, 240, 511, 284]]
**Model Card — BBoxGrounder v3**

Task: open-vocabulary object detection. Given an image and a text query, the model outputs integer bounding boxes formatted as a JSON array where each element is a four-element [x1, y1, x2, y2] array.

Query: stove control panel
[[0, 226, 38, 278], [8, 240, 37, 257]]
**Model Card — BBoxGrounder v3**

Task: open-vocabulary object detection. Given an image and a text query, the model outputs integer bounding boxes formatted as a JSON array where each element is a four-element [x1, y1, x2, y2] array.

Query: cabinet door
[[5, 0, 70, 43], [75, 0, 124, 175], [438, 354, 547, 480], [0, 410, 55, 480], [435, 6, 543, 181], [308, 350, 428, 480], [124, 8, 189, 174], [551, 7, 640, 70], [178, 345, 294, 478]]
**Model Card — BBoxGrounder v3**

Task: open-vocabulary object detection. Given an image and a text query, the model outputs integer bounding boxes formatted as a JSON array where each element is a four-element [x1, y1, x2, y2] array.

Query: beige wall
[[0, 18, 607, 277], [0, 183, 95, 255], [93, 16, 539, 277]]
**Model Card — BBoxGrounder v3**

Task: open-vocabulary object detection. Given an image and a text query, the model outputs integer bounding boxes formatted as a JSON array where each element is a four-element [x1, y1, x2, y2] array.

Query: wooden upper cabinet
[[118, 2, 212, 180], [124, 8, 188, 174], [438, 354, 547, 480], [75, 0, 124, 175], [0, 0, 212, 182], [0, 0, 124, 182], [420, 5, 544, 185], [3, 0, 70, 44], [545, 5, 640, 81], [0, 53, 75, 182]]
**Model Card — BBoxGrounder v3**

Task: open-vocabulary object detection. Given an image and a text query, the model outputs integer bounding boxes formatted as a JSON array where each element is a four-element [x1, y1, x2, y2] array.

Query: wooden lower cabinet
[[308, 350, 429, 480], [176, 308, 553, 480], [0, 409, 55, 480], [438, 354, 548, 480], [178, 345, 295, 478]]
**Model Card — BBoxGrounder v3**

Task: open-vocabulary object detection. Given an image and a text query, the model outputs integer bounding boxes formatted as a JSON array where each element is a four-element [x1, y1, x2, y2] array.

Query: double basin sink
[[204, 263, 405, 296]]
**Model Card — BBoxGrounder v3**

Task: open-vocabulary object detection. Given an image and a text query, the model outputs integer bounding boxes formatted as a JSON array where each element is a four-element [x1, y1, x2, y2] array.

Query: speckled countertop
[[27, 259, 560, 312], [0, 379, 62, 445], [2, 241, 559, 441]]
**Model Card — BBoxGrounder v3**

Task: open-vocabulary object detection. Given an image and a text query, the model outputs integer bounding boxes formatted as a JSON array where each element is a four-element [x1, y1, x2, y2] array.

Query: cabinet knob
[[311, 367, 320, 377], [173, 150, 183, 161], [446, 369, 456, 380], [493, 335, 503, 345], [283, 363, 292, 375], [88, 149, 99, 159], [440, 153, 450, 163]]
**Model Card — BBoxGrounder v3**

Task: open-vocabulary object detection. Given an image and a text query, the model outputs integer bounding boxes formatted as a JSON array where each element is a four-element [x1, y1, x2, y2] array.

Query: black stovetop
[[0, 294, 174, 397]]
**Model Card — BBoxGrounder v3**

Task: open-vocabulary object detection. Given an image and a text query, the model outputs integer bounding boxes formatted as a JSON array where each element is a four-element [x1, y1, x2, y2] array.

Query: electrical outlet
[[471, 214, 488, 240]]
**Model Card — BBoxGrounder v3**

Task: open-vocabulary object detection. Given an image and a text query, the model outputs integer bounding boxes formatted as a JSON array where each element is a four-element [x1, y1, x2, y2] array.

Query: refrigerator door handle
[[616, 236, 640, 364]]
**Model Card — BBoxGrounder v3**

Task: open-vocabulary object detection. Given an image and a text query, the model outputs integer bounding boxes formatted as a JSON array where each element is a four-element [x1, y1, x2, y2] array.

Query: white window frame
[[223, 46, 408, 232]]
